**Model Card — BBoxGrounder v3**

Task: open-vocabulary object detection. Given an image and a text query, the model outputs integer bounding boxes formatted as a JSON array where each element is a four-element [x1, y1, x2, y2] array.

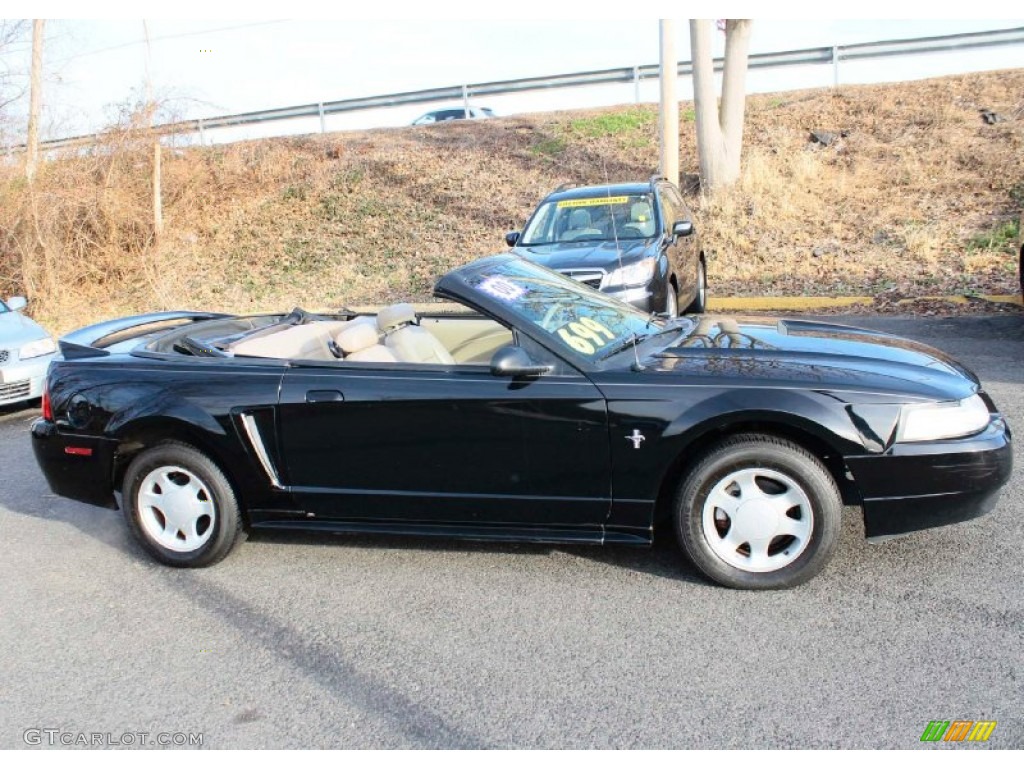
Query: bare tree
[[143, 20, 163, 239], [690, 19, 752, 191], [0, 21, 28, 116], [26, 20, 44, 182], [658, 20, 679, 187]]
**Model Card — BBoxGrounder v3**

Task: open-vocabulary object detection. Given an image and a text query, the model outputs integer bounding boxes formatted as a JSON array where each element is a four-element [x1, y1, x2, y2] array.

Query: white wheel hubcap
[[701, 467, 813, 572], [137, 466, 216, 553]]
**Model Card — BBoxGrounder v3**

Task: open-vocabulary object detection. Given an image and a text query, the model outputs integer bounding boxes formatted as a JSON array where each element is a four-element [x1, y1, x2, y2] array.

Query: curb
[[707, 295, 1022, 311], [356, 296, 1023, 314]]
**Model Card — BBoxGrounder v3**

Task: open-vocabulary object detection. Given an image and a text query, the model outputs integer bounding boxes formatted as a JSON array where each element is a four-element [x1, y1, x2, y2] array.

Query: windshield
[[466, 259, 667, 360], [520, 192, 658, 246]]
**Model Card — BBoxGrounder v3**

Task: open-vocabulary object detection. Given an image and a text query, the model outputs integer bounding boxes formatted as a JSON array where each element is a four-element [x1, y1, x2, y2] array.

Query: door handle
[[306, 390, 344, 403]]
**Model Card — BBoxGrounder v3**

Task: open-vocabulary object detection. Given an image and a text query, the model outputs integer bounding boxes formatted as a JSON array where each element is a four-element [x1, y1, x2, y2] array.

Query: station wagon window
[[657, 187, 678, 232], [520, 193, 658, 246]]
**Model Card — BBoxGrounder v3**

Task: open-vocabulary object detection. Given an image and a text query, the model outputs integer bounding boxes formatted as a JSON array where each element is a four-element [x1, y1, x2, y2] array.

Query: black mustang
[[32, 255, 1011, 589]]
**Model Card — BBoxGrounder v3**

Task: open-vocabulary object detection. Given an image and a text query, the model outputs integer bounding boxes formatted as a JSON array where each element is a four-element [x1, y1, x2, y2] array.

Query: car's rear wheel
[[123, 442, 245, 567], [685, 260, 707, 314], [674, 434, 841, 589]]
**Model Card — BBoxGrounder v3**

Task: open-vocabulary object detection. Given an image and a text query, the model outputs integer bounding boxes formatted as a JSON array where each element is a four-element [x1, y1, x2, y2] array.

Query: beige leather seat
[[376, 302, 456, 365], [231, 321, 345, 360], [377, 303, 418, 334], [627, 202, 655, 238], [335, 321, 397, 363], [561, 209, 603, 241]]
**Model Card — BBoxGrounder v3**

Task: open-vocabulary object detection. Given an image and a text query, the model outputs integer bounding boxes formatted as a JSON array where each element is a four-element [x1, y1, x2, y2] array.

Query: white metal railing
[[20, 25, 1024, 152]]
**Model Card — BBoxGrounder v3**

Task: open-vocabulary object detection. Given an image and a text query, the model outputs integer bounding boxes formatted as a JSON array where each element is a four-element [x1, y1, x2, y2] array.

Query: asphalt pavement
[[1, 314, 1021, 749]]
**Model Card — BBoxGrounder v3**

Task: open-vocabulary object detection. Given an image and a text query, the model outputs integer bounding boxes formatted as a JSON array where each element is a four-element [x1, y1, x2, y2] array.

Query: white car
[[411, 106, 495, 125], [0, 296, 56, 407]]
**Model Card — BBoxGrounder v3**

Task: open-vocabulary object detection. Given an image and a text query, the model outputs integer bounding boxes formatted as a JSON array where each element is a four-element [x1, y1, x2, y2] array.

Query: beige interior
[[385, 325, 456, 364], [419, 317, 513, 364], [231, 321, 346, 361], [336, 321, 396, 363], [228, 313, 512, 366]]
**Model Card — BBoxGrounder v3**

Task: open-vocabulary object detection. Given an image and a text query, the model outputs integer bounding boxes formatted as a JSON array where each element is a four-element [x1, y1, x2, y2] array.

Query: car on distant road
[[505, 178, 706, 316], [31, 255, 1011, 589], [411, 106, 495, 125], [0, 295, 56, 408]]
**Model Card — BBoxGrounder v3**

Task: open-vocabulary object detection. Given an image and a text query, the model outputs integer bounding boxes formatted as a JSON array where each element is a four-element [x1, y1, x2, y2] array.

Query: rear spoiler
[[59, 311, 229, 359]]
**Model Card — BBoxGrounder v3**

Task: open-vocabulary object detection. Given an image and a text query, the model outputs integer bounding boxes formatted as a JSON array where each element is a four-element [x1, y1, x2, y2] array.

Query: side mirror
[[490, 345, 552, 378], [505, 231, 520, 247], [672, 220, 694, 238], [7, 296, 27, 311]]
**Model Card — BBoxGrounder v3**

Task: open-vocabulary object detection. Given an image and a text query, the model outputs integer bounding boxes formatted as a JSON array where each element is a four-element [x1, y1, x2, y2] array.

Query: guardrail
[[25, 25, 1024, 152]]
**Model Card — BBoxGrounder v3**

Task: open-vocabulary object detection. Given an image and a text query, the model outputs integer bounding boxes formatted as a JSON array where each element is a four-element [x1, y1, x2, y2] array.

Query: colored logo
[[920, 720, 996, 743]]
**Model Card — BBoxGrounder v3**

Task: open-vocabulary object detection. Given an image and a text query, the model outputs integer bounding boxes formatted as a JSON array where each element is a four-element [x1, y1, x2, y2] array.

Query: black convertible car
[[32, 255, 1011, 589]]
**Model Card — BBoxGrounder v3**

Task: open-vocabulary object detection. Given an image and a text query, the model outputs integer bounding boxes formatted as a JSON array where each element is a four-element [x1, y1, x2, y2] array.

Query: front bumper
[[846, 417, 1012, 539], [30, 418, 119, 508], [0, 353, 52, 406], [604, 281, 668, 314]]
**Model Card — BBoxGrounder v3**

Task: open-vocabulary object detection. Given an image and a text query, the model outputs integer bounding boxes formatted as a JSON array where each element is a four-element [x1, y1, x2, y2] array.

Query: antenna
[[603, 159, 644, 372]]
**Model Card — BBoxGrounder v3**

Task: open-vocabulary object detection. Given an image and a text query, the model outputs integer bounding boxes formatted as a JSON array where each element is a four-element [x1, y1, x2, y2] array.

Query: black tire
[[684, 260, 707, 314], [673, 433, 841, 589], [122, 441, 246, 567]]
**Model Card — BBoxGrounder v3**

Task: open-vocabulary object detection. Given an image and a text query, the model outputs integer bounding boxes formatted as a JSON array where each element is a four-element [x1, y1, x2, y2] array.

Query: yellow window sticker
[[556, 196, 629, 209]]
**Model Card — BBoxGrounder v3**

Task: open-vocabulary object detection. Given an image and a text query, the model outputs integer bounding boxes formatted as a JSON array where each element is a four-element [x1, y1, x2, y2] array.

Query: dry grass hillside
[[2, 68, 1022, 334]]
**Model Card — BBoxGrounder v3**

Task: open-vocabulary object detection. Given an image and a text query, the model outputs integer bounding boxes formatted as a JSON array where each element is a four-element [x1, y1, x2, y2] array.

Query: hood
[[0, 310, 49, 346], [641, 316, 979, 402], [512, 239, 653, 272]]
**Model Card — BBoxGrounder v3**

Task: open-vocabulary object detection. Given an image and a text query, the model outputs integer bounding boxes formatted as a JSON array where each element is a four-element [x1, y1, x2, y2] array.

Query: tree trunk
[[658, 19, 679, 187], [690, 19, 724, 189], [690, 18, 752, 191], [720, 20, 752, 182], [143, 20, 163, 240], [25, 20, 44, 183]]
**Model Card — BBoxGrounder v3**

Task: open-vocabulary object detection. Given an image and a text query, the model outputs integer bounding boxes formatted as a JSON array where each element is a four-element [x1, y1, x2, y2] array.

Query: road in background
[[0, 314, 1020, 748]]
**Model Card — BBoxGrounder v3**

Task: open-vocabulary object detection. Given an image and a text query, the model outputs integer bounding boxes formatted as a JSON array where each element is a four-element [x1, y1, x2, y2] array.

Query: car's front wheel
[[665, 282, 679, 316], [674, 434, 841, 589], [684, 260, 707, 314], [123, 442, 245, 567]]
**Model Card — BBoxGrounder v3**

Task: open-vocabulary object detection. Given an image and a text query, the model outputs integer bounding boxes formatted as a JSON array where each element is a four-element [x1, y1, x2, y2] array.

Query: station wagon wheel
[[665, 284, 679, 317], [123, 442, 245, 567], [674, 434, 841, 589], [685, 261, 707, 314]]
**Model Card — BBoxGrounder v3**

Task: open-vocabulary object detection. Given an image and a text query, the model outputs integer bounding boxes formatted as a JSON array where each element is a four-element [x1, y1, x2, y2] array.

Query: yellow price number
[[557, 317, 616, 355]]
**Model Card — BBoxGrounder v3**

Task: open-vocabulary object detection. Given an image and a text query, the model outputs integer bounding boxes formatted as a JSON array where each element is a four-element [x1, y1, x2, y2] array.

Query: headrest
[[377, 303, 417, 332], [631, 202, 652, 223], [335, 321, 379, 354], [568, 209, 591, 228]]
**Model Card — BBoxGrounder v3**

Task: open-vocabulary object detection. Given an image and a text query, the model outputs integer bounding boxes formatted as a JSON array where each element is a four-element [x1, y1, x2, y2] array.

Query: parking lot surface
[[1, 314, 1021, 748]]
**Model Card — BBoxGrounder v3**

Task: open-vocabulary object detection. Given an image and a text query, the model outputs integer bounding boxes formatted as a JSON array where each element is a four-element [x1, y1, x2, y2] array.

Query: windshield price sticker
[[479, 276, 527, 303], [556, 196, 628, 209], [557, 317, 616, 355]]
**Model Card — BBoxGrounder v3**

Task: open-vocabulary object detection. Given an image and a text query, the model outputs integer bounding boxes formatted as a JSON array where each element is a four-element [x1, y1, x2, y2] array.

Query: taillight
[[41, 382, 53, 421]]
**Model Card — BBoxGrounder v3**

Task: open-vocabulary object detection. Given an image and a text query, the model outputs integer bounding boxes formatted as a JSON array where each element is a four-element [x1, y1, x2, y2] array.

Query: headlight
[[604, 258, 657, 289], [897, 395, 991, 442], [19, 337, 56, 360]]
